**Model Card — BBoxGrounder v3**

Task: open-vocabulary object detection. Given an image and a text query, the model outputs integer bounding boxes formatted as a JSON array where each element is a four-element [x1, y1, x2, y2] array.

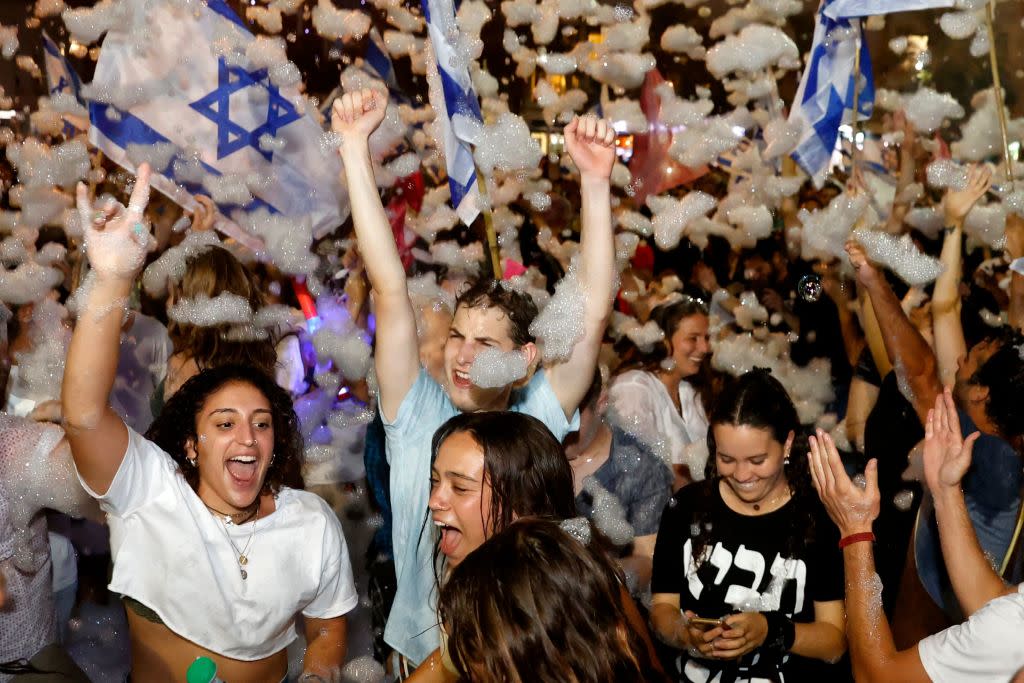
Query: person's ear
[[967, 383, 990, 405], [784, 430, 795, 459]]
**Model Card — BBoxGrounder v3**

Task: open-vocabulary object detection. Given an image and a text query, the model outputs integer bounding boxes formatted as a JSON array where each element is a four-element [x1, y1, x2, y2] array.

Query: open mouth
[[451, 369, 471, 389], [225, 456, 259, 485], [434, 520, 463, 556]]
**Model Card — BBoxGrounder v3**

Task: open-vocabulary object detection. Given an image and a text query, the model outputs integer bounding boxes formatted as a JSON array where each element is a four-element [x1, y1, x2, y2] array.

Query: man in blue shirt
[[333, 88, 618, 668]]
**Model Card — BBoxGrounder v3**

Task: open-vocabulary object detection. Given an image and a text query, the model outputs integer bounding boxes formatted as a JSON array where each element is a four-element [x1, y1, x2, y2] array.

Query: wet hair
[[691, 369, 816, 562], [454, 277, 540, 347], [145, 364, 304, 494], [969, 329, 1024, 447], [167, 246, 277, 374], [430, 412, 577, 538], [438, 518, 665, 683]]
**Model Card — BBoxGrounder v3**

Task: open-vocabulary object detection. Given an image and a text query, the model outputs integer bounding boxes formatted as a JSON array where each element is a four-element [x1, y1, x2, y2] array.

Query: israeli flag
[[86, 0, 347, 239], [41, 31, 86, 136], [789, 0, 875, 186], [824, 0, 953, 19], [421, 0, 482, 226], [364, 28, 400, 94]]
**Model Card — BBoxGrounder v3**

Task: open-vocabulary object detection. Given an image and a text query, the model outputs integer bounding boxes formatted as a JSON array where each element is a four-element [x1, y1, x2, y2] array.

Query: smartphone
[[688, 616, 726, 631]]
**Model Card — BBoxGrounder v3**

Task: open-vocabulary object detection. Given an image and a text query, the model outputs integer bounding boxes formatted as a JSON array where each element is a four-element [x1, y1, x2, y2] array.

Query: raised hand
[[189, 193, 218, 232], [923, 387, 978, 496], [76, 163, 154, 281], [563, 114, 616, 181], [845, 239, 881, 289], [943, 163, 992, 226], [331, 89, 387, 146], [808, 429, 880, 537]]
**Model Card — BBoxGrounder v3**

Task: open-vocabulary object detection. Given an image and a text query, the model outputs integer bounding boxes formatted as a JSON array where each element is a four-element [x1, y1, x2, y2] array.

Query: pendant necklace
[[213, 499, 260, 580]]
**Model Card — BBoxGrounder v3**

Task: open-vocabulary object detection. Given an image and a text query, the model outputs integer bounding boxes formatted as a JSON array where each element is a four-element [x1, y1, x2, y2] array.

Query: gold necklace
[[215, 499, 260, 580]]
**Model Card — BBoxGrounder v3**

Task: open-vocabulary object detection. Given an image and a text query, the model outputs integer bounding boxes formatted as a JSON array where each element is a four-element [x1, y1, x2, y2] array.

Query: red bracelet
[[838, 532, 875, 549]]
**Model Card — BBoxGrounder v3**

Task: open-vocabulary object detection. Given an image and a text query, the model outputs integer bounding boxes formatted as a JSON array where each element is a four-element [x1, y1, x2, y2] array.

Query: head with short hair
[[438, 517, 662, 683], [443, 278, 540, 411], [167, 246, 277, 374], [956, 329, 1024, 448], [427, 411, 576, 569]]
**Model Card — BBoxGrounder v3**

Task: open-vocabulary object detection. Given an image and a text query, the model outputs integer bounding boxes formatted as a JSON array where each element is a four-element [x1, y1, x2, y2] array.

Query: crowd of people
[[3, 1, 1024, 682]]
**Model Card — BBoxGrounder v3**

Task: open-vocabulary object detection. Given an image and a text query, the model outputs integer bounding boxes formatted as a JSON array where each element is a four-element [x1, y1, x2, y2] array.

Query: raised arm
[[63, 165, 154, 494], [546, 115, 617, 419], [882, 111, 917, 235], [923, 388, 1016, 616], [333, 89, 419, 421], [807, 431, 931, 683], [846, 240, 938, 424], [932, 165, 991, 386]]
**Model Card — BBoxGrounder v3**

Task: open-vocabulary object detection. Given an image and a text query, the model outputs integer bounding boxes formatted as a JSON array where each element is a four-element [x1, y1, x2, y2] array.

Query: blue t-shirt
[[916, 409, 1023, 618], [382, 368, 578, 664]]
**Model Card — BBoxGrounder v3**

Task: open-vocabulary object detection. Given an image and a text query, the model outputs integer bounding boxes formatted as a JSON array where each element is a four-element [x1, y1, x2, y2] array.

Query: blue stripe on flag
[[89, 101, 280, 216], [205, 0, 250, 34]]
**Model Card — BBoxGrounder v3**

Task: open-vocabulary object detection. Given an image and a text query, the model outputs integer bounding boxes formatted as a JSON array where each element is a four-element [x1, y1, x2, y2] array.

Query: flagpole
[[985, 0, 1015, 190], [474, 170, 504, 279], [850, 23, 863, 171]]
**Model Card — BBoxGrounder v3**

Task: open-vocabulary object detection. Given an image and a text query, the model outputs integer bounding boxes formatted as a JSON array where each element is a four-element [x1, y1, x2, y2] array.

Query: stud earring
[[187, 456, 197, 467]]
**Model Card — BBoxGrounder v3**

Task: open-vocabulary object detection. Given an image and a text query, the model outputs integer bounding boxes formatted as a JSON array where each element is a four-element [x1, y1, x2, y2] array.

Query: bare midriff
[[125, 608, 289, 682]]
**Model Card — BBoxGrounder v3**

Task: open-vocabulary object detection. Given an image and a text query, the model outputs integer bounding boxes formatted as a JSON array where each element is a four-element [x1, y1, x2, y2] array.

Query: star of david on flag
[[788, 0, 875, 186], [86, 0, 347, 246], [189, 58, 302, 163]]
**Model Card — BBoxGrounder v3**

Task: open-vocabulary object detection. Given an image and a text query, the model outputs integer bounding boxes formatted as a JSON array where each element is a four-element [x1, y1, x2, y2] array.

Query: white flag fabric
[[87, 0, 347, 241], [789, 1, 875, 186], [421, 0, 482, 226], [824, 0, 954, 19]]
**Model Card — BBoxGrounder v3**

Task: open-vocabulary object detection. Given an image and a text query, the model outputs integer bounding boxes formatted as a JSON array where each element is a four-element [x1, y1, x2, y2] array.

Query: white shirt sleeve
[[301, 497, 359, 620], [918, 585, 1024, 683], [75, 425, 178, 518]]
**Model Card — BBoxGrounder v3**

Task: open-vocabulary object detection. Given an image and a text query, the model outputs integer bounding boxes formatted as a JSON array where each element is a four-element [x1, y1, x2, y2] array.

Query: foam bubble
[[468, 347, 528, 388], [647, 191, 718, 250], [311, 0, 370, 41], [660, 24, 705, 58], [705, 24, 800, 78], [903, 87, 965, 134], [852, 229, 945, 286], [168, 292, 254, 327], [939, 10, 978, 40]]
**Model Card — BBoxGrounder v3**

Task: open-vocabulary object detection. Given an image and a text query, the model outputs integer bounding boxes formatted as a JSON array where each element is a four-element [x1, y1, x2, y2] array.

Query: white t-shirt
[[918, 583, 1024, 682], [77, 426, 358, 661], [607, 370, 708, 468]]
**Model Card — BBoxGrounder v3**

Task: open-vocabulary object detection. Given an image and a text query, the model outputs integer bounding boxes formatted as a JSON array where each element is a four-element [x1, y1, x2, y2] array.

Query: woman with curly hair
[[62, 166, 357, 683], [438, 517, 666, 683], [650, 369, 847, 683]]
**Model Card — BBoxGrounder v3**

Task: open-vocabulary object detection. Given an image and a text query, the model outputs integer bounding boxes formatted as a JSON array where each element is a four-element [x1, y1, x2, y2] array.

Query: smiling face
[[954, 337, 1000, 404], [186, 381, 275, 513], [444, 305, 532, 412], [670, 313, 711, 378], [428, 431, 494, 568], [713, 423, 791, 507]]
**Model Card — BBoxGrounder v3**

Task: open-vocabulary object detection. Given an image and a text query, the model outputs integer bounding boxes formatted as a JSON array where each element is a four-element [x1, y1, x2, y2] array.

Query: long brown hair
[[167, 246, 277, 374], [439, 518, 666, 683]]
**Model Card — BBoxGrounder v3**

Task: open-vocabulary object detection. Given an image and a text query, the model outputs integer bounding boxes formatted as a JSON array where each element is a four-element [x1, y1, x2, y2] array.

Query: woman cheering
[[62, 166, 357, 683]]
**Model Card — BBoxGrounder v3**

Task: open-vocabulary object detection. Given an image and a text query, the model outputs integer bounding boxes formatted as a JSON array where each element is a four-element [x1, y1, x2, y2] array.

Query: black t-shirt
[[652, 480, 845, 683]]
